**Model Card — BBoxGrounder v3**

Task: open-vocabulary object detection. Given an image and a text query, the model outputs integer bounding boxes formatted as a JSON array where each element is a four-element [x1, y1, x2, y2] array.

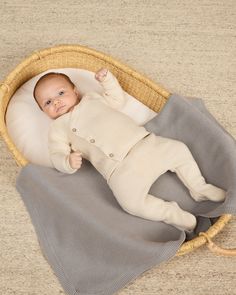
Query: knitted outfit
[[48, 71, 225, 231]]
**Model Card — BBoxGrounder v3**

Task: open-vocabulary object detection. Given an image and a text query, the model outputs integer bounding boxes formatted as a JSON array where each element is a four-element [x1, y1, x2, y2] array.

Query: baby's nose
[[53, 98, 61, 106]]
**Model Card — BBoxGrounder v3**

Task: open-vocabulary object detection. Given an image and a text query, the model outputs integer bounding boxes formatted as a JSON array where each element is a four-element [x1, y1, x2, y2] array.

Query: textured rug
[[0, 1, 235, 294]]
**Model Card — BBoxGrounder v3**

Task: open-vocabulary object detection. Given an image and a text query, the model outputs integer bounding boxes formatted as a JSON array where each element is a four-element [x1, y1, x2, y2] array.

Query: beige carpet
[[1, 1, 236, 294]]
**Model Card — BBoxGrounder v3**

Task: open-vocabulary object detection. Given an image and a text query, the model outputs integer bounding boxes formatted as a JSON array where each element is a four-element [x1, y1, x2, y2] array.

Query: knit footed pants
[[107, 133, 226, 231]]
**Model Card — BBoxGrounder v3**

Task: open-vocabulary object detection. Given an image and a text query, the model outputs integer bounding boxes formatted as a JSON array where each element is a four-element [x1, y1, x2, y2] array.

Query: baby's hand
[[95, 68, 108, 82], [69, 151, 83, 169]]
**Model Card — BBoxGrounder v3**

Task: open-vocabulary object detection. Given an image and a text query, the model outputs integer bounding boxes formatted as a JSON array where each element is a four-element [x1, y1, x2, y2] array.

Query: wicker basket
[[0, 44, 233, 256]]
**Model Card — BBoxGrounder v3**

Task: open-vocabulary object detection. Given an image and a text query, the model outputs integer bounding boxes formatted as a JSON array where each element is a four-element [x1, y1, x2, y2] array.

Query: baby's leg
[[170, 142, 226, 202], [122, 193, 197, 231], [108, 134, 196, 231]]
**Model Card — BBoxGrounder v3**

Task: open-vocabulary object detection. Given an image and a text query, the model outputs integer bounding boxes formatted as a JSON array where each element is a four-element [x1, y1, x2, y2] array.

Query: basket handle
[[199, 232, 236, 256]]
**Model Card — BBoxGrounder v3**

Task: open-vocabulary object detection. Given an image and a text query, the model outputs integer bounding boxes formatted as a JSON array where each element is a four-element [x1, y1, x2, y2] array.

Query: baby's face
[[35, 76, 80, 119]]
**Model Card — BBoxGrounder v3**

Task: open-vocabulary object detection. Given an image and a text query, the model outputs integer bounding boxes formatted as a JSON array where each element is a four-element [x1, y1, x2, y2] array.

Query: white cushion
[[6, 68, 157, 167]]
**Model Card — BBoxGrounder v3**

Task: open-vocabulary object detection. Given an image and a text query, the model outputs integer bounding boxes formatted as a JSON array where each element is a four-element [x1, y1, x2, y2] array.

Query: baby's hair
[[33, 72, 75, 109]]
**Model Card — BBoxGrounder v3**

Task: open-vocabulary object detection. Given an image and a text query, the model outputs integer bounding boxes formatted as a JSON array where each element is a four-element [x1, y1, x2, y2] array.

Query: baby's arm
[[95, 68, 126, 109], [48, 121, 82, 174]]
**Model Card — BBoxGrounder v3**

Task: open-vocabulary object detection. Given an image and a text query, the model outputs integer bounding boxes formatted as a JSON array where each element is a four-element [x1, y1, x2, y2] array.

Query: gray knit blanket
[[16, 93, 236, 295]]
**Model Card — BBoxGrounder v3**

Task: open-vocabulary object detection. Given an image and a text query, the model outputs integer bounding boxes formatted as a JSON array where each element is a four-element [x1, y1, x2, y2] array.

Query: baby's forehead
[[40, 74, 68, 86], [37, 75, 70, 91]]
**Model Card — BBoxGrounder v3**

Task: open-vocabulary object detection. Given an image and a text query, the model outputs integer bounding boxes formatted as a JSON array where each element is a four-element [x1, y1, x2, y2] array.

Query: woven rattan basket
[[0, 44, 233, 256]]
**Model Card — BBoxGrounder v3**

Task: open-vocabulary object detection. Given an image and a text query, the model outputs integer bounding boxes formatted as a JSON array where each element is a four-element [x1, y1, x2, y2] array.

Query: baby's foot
[[168, 201, 197, 232], [190, 185, 226, 202]]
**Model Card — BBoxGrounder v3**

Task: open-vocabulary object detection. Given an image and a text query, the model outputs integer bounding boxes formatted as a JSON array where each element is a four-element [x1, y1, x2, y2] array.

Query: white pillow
[[6, 68, 157, 167]]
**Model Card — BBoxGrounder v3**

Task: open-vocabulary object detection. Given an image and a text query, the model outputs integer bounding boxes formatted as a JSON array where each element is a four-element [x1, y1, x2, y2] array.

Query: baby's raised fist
[[95, 68, 108, 82]]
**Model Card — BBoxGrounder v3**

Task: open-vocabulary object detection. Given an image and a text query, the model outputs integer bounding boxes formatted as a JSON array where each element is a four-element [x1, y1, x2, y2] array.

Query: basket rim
[[1, 44, 170, 98], [0, 43, 232, 256]]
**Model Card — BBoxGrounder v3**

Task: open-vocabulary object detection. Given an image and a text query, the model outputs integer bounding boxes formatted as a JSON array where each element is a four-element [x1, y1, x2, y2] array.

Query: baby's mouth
[[56, 105, 66, 112]]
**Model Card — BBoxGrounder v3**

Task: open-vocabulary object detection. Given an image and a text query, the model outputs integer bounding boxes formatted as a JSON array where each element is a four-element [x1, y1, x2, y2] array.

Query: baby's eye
[[45, 99, 52, 106], [59, 91, 64, 96]]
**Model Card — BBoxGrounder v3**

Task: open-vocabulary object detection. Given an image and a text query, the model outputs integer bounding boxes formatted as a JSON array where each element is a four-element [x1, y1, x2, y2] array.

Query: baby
[[33, 68, 226, 232]]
